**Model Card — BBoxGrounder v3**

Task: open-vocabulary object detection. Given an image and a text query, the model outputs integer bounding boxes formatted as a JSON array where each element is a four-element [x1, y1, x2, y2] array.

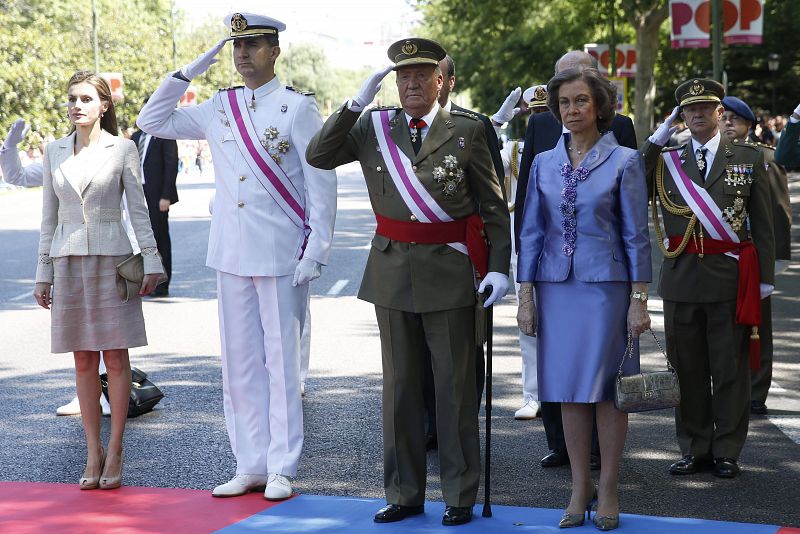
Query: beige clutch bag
[[116, 253, 144, 302]]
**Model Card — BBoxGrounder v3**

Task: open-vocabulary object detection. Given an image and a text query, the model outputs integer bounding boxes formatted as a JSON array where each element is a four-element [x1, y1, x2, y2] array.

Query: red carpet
[[0, 482, 280, 534]]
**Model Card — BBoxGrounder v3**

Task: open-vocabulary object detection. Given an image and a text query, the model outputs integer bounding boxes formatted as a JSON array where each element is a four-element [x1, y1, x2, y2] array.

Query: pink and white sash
[[663, 150, 739, 258], [371, 109, 467, 255], [221, 88, 306, 230]]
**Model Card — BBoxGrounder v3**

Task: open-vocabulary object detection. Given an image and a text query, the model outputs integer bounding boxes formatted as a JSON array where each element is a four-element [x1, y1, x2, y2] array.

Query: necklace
[[568, 144, 582, 155]]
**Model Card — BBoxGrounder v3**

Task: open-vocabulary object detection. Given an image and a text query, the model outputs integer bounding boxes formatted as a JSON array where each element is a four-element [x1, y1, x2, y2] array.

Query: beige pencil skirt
[[51, 255, 147, 354]]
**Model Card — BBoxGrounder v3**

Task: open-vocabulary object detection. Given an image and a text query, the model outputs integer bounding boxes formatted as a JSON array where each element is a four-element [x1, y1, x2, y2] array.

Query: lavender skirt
[[51, 255, 147, 353], [535, 271, 639, 403]]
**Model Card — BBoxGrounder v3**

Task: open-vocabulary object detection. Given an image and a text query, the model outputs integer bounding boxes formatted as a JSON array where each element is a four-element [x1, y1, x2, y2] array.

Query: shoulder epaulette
[[661, 144, 684, 152], [757, 142, 775, 151], [372, 105, 401, 111], [732, 139, 760, 151], [286, 86, 315, 96], [450, 109, 479, 121], [218, 86, 244, 92]]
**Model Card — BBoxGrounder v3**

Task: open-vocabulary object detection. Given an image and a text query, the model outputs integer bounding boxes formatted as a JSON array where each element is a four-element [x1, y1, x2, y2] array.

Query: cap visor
[[393, 57, 440, 70]]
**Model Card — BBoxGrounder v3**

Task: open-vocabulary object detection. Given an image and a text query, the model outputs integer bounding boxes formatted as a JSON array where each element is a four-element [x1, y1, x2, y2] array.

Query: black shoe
[[426, 433, 438, 451], [590, 454, 601, 471], [373, 504, 424, 523], [750, 401, 768, 415], [541, 450, 569, 468], [151, 285, 169, 297], [713, 457, 741, 478], [442, 506, 472, 526], [669, 454, 713, 475]]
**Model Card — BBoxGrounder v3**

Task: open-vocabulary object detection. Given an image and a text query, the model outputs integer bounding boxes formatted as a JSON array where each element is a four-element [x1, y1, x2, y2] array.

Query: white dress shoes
[[514, 399, 541, 420], [56, 395, 111, 416], [264, 474, 293, 501], [212, 474, 269, 497]]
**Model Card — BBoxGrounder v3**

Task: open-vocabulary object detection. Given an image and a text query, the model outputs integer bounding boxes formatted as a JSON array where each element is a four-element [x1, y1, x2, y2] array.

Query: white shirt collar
[[244, 75, 282, 102], [404, 103, 440, 141], [691, 130, 721, 162], [443, 100, 452, 112]]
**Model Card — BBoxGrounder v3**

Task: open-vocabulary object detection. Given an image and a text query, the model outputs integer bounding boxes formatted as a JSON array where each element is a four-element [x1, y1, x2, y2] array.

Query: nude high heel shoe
[[99, 451, 124, 490], [559, 487, 597, 528], [79, 446, 105, 490]]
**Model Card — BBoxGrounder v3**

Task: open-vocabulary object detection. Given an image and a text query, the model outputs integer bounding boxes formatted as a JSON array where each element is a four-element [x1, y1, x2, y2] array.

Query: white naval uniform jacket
[[137, 74, 337, 277]]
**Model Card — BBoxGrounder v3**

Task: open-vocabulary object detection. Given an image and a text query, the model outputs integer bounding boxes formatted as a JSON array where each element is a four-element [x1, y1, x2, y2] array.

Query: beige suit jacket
[[36, 130, 162, 283]]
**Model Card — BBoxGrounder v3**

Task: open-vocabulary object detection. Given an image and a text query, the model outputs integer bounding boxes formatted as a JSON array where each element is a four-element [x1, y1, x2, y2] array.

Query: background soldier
[[720, 96, 792, 416], [306, 38, 510, 526], [643, 79, 775, 479]]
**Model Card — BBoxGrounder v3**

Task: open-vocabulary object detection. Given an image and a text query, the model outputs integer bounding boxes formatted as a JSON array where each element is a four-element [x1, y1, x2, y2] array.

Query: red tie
[[409, 118, 427, 153]]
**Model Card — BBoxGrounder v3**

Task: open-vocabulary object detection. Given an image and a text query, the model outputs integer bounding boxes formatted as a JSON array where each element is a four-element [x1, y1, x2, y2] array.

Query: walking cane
[[482, 285, 493, 518]]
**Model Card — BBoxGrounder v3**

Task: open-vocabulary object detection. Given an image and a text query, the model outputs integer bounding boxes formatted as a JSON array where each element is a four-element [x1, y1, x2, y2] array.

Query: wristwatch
[[631, 291, 649, 302]]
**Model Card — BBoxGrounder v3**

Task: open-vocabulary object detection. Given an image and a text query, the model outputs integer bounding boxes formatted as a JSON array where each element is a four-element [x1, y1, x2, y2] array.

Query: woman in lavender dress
[[516, 68, 651, 531]]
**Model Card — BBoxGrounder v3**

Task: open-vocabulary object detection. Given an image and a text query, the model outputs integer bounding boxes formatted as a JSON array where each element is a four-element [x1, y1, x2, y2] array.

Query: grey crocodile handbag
[[614, 329, 681, 413]]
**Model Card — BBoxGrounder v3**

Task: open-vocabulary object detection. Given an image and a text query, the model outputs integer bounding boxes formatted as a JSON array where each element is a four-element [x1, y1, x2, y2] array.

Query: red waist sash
[[375, 213, 489, 278], [668, 235, 762, 369]]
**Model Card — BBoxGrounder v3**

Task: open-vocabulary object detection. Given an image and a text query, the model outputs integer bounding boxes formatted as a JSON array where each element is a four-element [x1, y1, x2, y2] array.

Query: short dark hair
[[546, 67, 616, 131], [443, 54, 455, 78]]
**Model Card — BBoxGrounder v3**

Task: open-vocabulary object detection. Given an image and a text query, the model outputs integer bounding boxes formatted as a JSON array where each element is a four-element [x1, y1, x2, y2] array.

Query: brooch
[[722, 197, 747, 232], [433, 154, 465, 196], [261, 126, 290, 164]]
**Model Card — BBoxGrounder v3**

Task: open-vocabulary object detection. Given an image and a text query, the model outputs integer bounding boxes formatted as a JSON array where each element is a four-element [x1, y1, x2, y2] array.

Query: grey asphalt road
[[0, 164, 798, 528]]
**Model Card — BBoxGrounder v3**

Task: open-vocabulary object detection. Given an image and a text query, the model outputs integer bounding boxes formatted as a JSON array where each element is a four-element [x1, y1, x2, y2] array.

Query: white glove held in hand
[[791, 103, 800, 123], [649, 106, 681, 146], [350, 65, 394, 111], [491, 87, 522, 125], [292, 258, 322, 286], [181, 39, 227, 80], [4, 118, 29, 149], [760, 283, 774, 300], [478, 272, 510, 308]]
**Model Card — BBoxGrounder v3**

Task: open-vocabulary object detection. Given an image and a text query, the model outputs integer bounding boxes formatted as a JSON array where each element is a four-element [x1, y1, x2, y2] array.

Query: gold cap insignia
[[231, 13, 248, 32], [401, 41, 418, 55], [689, 80, 704, 96], [533, 87, 547, 101]]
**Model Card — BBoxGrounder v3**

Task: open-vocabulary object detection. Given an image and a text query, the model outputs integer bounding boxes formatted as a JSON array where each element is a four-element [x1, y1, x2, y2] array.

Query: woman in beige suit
[[33, 71, 164, 490]]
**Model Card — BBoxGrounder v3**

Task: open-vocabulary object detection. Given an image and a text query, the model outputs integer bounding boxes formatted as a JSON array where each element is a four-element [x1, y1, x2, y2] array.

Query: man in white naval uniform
[[137, 12, 337, 500]]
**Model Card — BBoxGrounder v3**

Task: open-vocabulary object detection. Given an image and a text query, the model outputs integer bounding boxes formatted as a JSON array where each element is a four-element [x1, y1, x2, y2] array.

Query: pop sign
[[670, 0, 763, 49], [99, 72, 124, 101], [584, 44, 637, 77]]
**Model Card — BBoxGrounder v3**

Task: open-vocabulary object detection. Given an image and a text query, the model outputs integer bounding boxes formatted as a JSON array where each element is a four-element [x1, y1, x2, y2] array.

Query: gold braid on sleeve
[[507, 140, 519, 213], [652, 155, 697, 258]]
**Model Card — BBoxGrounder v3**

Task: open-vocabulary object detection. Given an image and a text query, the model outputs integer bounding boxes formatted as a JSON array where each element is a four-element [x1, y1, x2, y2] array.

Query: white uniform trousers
[[511, 252, 538, 402], [217, 271, 307, 477], [300, 290, 311, 385]]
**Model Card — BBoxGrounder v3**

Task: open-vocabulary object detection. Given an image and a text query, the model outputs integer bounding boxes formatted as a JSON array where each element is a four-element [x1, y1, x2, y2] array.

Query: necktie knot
[[409, 118, 427, 130]]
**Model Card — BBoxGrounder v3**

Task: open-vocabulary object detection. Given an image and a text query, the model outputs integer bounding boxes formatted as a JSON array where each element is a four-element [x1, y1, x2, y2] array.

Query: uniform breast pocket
[[379, 173, 396, 197], [723, 183, 751, 198]]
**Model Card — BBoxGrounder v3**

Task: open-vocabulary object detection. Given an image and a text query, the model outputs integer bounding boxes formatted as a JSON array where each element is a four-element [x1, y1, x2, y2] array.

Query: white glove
[[350, 65, 394, 111], [478, 272, 509, 308], [292, 258, 322, 286], [491, 87, 522, 125], [180, 39, 227, 80], [760, 283, 774, 300], [3, 118, 29, 149], [648, 106, 681, 146], [790, 103, 800, 123]]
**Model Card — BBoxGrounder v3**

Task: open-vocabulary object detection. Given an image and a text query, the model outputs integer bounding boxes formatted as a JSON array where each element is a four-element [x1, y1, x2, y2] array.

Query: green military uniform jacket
[[307, 104, 511, 313], [758, 143, 792, 261], [643, 136, 775, 302]]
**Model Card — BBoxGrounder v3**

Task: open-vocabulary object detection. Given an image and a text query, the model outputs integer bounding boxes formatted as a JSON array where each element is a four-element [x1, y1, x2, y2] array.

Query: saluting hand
[[650, 106, 681, 146], [351, 65, 395, 111], [181, 39, 227, 80], [491, 87, 522, 126], [4, 118, 29, 149]]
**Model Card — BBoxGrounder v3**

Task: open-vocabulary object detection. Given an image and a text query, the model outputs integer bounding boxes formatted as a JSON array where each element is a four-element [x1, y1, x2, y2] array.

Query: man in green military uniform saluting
[[306, 38, 510, 526], [642, 79, 775, 479]]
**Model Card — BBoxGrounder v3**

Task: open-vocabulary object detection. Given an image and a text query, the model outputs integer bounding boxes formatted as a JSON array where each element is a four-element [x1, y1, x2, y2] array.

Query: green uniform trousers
[[374, 304, 480, 508], [751, 296, 773, 405], [665, 299, 751, 460]]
